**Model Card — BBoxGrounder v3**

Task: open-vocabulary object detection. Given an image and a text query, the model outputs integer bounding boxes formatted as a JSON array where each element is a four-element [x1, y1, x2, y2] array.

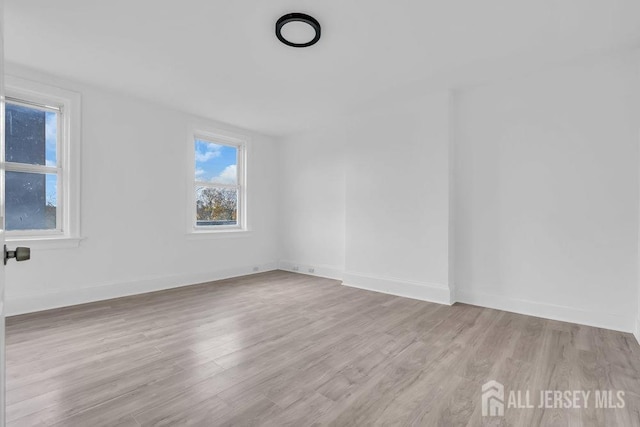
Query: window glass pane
[[46, 111, 58, 166], [6, 171, 57, 231], [196, 187, 237, 226], [5, 103, 57, 166], [194, 139, 237, 184]]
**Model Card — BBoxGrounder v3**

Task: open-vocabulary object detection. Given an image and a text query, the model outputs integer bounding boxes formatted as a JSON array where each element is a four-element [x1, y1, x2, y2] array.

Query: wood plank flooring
[[5, 270, 640, 426]]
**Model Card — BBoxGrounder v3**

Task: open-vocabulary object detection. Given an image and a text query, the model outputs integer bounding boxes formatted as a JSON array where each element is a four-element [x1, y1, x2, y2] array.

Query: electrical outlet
[[253, 266, 259, 272], [308, 268, 315, 273], [292, 265, 299, 271]]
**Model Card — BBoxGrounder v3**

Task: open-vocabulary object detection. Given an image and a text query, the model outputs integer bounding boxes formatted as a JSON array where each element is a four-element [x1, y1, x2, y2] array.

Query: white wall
[[4, 64, 280, 315], [342, 91, 452, 303], [278, 127, 346, 279], [454, 53, 640, 332], [279, 52, 640, 333], [279, 89, 454, 303]]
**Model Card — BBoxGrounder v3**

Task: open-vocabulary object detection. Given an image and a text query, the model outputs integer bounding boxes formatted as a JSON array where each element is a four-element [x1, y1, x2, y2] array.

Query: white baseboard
[[278, 260, 344, 281], [342, 271, 453, 306], [7, 262, 279, 316], [12, 257, 635, 338], [456, 289, 633, 334]]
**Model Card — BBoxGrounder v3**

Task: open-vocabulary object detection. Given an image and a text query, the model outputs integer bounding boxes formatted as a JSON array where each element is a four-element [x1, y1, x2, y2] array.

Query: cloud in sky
[[195, 143, 222, 162], [194, 140, 237, 183], [212, 165, 237, 184]]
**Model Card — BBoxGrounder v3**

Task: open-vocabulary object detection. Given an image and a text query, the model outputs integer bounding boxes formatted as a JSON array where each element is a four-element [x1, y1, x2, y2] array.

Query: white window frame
[[187, 125, 248, 235], [2, 76, 82, 249]]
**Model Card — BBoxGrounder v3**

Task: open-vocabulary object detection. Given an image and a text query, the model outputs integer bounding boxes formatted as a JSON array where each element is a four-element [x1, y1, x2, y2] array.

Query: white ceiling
[[6, 1, 640, 136]]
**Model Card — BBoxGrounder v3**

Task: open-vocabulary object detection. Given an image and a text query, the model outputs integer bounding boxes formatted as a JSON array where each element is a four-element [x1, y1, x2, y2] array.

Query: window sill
[[5, 236, 84, 250], [186, 229, 252, 240]]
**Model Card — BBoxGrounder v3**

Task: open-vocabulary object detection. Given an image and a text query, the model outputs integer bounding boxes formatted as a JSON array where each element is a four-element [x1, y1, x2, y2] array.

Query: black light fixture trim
[[276, 13, 321, 48]]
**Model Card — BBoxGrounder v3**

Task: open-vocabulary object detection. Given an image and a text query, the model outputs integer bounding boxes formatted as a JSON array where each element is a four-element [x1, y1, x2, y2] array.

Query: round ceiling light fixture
[[276, 13, 321, 48]]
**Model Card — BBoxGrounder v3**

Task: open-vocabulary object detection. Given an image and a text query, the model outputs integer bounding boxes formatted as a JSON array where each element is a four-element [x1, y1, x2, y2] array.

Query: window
[[3, 77, 81, 246], [189, 129, 246, 232], [4, 99, 60, 232]]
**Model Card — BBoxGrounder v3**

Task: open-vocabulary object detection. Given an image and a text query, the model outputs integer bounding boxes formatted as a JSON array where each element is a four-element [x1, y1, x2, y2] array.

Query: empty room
[[0, 0, 639, 426]]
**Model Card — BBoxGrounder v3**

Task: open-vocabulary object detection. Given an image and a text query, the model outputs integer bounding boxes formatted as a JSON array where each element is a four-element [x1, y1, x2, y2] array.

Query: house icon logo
[[482, 380, 504, 416]]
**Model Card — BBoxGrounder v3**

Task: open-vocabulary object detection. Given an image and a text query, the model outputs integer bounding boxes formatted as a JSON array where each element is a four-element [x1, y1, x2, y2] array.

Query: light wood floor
[[5, 271, 640, 426]]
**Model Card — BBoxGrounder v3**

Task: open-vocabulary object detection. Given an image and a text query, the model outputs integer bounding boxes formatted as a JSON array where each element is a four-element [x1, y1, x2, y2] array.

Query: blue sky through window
[[45, 111, 57, 206], [195, 139, 238, 184], [45, 111, 57, 166]]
